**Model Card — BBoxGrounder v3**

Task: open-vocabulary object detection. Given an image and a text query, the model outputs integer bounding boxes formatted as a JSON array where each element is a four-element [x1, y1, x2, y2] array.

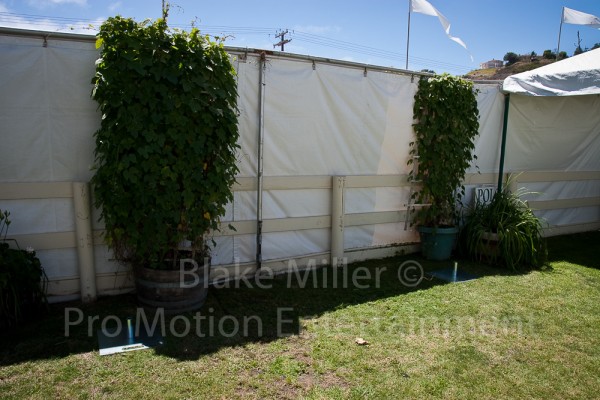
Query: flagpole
[[406, 0, 411, 70], [557, 7, 564, 56]]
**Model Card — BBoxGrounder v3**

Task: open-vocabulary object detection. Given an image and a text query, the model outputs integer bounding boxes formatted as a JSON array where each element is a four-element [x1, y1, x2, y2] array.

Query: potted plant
[[408, 74, 480, 260], [91, 16, 239, 313], [460, 186, 547, 270]]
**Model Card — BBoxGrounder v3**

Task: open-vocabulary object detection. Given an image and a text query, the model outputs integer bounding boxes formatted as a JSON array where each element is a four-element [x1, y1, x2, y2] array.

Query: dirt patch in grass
[[232, 334, 351, 399]]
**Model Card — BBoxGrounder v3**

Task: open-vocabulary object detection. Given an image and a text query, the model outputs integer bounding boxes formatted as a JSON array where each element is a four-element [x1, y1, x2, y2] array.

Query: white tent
[[499, 49, 600, 233], [503, 48, 600, 96]]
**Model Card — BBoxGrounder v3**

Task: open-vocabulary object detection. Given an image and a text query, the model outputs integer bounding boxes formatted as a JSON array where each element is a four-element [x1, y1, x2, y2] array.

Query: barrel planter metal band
[[134, 261, 210, 314]]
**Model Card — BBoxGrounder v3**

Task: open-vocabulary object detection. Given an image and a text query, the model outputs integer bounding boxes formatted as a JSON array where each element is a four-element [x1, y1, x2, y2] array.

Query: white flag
[[562, 7, 600, 28], [410, 0, 472, 60]]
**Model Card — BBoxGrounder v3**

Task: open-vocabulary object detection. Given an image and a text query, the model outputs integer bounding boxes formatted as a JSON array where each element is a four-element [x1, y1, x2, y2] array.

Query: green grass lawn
[[1, 231, 599, 399]]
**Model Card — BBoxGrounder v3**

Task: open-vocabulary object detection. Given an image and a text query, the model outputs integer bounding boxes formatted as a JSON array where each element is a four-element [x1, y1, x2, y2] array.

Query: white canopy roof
[[503, 48, 600, 96]]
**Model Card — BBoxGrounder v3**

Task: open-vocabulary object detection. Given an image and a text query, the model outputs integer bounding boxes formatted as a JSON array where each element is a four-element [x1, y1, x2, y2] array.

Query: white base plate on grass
[[98, 321, 163, 356]]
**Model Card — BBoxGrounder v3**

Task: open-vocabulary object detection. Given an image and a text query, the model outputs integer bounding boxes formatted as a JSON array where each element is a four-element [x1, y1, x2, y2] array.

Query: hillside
[[465, 58, 555, 80]]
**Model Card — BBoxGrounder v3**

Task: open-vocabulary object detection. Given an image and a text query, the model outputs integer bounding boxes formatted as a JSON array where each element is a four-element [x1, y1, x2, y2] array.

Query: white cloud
[[108, 1, 121, 12], [26, 0, 87, 9], [293, 25, 342, 35], [0, 12, 102, 34], [51, 0, 87, 4], [0, 3, 8, 13]]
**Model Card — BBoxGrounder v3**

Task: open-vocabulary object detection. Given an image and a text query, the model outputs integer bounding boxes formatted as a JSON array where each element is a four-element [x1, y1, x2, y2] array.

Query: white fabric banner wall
[[0, 34, 103, 295], [259, 58, 418, 260], [1, 29, 597, 301]]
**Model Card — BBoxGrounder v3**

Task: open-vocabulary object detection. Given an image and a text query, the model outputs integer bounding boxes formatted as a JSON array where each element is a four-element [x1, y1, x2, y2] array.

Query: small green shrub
[[542, 49, 556, 60], [460, 187, 547, 271], [503, 52, 519, 66], [0, 210, 47, 327]]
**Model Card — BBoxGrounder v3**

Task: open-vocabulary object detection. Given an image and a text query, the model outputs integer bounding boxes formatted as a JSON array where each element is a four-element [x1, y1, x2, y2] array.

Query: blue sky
[[1, 0, 599, 74]]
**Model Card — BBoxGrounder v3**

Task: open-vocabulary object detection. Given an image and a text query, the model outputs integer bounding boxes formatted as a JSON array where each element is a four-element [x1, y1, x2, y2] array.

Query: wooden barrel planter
[[477, 231, 500, 263], [134, 260, 210, 314]]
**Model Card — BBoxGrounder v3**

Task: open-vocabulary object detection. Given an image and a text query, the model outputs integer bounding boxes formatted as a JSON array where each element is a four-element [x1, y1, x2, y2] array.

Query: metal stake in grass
[[429, 261, 478, 283], [452, 261, 458, 283]]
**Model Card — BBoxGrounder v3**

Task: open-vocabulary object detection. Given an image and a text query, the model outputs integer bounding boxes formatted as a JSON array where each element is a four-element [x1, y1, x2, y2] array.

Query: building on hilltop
[[479, 59, 503, 69]]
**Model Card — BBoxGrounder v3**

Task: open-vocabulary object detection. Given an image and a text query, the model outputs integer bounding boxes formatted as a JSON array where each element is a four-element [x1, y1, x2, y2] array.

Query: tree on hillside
[[543, 50, 556, 60], [530, 51, 538, 62], [503, 52, 519, 66], [557, 51, 568, 60]]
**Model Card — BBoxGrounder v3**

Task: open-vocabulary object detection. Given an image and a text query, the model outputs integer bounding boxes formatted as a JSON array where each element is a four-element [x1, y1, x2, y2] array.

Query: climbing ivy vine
[[91, 16, 239, 269], [409, 73, 480, 227]]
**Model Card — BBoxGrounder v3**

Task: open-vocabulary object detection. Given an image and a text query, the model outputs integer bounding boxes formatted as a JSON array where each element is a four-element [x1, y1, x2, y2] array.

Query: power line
[[191, 23, 472, 73], [0, 11, 100, 24], [290, 30, 471, 73], [0, 12, 472, 74]]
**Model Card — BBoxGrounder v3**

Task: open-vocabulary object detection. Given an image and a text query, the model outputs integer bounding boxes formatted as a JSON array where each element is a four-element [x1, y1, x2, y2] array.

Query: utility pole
[[161, 0, 168, 20], [574, 31, 583, 55], [273, 29, 291, 51]]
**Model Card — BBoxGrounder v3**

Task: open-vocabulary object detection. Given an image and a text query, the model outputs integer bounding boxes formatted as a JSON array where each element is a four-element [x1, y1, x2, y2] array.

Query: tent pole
[[497, 93, 510, 192], [256, 52, 266, 271], [406, 0, 411, 70], [557, 7, 564, 56]]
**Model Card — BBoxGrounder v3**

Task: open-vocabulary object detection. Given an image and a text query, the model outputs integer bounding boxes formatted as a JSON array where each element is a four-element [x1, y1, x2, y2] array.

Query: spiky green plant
[[460, 187, 547, 271]]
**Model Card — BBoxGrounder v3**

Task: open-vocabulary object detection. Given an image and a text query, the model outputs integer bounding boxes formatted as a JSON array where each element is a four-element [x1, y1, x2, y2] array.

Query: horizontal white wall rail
[[3, 171, 599, 243], [0, 182, 73, 199], [2, 170, 599, 300], [3, 171, 600, 246]]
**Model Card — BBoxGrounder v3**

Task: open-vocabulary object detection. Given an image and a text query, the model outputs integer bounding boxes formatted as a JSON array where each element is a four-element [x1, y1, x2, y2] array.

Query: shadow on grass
[[0, 254, 464, 364], [545, 231, 600, 268], [2, 231, 597, 364]]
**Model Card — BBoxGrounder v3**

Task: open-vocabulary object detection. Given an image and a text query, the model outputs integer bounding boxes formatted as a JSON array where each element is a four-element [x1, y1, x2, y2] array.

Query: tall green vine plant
[[409, 74, 480, 227], [91, 16, 239, 269]]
